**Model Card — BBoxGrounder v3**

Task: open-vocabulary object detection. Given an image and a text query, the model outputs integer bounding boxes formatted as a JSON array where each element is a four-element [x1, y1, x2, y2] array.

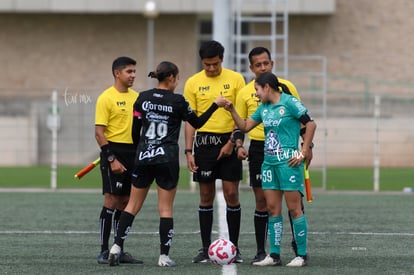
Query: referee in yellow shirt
[[95, 56, 142, 264], [184, 40, 246, 263]]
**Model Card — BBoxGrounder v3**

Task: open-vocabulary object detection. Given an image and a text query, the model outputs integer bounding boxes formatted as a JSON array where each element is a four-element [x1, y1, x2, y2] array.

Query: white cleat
[[286, 256, 307, 267], [158, 254, 177, 267], [252, 254, 281, 266]]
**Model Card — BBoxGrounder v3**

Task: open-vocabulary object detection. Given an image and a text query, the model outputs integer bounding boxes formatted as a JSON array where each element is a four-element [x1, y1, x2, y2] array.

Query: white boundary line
[[0, 230, 412, 236], [216, 180, 237, 275]]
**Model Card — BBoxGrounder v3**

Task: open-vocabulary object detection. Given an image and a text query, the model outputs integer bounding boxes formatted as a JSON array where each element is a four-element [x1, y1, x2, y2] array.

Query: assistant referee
[[94, 56, 141, 265]]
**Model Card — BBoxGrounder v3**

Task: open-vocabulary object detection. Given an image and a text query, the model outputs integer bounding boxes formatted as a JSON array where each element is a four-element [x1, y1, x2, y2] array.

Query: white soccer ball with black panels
[[208, 238, 237, 265]]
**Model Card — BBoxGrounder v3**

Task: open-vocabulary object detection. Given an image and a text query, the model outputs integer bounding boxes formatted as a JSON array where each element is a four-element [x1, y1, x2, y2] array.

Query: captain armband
[[299, 113, 312, 125]]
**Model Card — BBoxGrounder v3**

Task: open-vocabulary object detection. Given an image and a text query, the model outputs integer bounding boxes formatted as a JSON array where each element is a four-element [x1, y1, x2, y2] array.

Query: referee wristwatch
[[107, 154, 116, 163], [184, 149, 193, 155]]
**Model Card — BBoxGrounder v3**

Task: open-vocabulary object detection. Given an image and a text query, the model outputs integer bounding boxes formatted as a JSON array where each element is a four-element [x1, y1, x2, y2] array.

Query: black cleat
[[97, 250, 109, 264], [108, 252, 120, 266], [251, 251, 267, 264], [234, 249, 243, 263], [192, 248, 210, 263], [120, 252, 143, 264]]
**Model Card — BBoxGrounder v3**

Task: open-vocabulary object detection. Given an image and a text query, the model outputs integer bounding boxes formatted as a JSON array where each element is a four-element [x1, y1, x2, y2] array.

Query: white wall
[[0, 115, 38, 166]]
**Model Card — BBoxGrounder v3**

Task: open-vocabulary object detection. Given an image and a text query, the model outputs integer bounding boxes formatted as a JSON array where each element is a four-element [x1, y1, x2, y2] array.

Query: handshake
[[214, 96, 234, 111]]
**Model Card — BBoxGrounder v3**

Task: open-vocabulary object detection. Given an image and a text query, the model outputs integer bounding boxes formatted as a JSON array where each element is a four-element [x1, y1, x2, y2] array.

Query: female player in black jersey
[[108, 61, 228, 267]]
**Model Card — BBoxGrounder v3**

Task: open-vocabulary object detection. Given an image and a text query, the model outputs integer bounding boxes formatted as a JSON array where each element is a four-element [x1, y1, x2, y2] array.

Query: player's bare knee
[[288, 208, 303, 219]]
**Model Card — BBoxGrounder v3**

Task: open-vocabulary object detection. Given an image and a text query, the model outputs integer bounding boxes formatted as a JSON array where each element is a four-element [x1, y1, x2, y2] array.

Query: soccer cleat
[[234, 249, 243, 263], [192, 248, 210, 263], [250, 251, 267, 264], [158, 254, 177, 267], [286, 256, 307, 267], [252, 253, 281, 266], [120, 251, 143, 264], [108, 244, 121, 266], [97, 250, 109, 264]]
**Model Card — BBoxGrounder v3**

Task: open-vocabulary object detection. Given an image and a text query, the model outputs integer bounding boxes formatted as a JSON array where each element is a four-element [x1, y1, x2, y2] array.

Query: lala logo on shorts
[[138, 147, 165, 160]]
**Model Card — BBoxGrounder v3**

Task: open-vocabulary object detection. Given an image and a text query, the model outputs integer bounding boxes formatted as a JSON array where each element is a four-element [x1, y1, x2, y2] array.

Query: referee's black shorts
[[248, 140, 264, 188], [100, 142, 136, 196], [193, 132, 242, 183]]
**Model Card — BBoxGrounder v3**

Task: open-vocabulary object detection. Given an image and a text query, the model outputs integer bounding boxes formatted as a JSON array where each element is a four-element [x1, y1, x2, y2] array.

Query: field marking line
[[0, 230, 413, 236], [216, 180, 237, 275]]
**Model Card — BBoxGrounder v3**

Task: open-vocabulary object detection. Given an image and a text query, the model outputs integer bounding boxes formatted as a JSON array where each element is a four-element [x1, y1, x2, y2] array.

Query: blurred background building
[[0, 0, 413, 170]]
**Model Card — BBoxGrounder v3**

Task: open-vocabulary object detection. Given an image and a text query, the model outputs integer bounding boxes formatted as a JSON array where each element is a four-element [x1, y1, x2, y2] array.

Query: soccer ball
[[208, 238, 237, 265]]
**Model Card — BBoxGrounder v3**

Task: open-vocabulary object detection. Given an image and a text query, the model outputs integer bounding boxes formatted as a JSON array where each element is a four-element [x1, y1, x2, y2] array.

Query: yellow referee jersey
[[95, 86, 139, 144], [184, 68, 245, 133], [235, 78, 300, 141]]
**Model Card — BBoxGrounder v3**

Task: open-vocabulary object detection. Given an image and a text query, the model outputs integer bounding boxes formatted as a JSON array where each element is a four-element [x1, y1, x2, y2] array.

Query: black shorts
[[131, 161, 179, 191], [248, 140, 264, 188], [193, 132, 242, 183], [100, 142, 136, 196]]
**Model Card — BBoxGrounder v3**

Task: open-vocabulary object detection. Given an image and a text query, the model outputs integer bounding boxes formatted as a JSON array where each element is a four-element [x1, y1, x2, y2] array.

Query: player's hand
[[288, 149, 312, 167], [214, 96, 229, 107], [217, 141, 233, 160], [300, 143, 313, 168], [287, 148, 304, 167], [236, 146, 248, 160], [304, 148, 313, 168], [223, 101, 234, 111], [185, 153, 198, 173], [110, 159, 127, 174]]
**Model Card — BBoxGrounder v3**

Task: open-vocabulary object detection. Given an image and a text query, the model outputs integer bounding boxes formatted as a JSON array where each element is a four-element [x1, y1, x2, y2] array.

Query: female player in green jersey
[[224, 72, 316, 267]]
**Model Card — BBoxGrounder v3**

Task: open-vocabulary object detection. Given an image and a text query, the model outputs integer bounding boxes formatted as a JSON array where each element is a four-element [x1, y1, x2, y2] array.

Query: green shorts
[[261, 163, 304, 195]]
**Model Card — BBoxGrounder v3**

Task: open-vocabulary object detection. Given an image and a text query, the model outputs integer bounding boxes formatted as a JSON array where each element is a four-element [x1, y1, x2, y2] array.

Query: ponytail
[[279, 83, 291, 95], [147, 61, 179, 82]]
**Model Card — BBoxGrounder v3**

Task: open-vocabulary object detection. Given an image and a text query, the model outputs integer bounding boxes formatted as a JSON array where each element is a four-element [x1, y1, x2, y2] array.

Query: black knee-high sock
[[254, 210, 268, 254], [159, 217, 174, 255], [199, 205, 213, 250], [226, 204, 241, 248], [113, 209, 122, 239], [99, 207, 114, 252], [114, 211, 135, 249]]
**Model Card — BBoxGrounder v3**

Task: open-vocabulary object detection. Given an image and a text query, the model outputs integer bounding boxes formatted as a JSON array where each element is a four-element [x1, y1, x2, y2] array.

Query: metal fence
[[0, 75, 413, 171]]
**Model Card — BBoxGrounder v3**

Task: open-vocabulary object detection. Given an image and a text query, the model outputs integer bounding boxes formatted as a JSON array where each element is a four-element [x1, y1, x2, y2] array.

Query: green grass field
[[0, 191, 413, 274], [0, 166, 413, 191]]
